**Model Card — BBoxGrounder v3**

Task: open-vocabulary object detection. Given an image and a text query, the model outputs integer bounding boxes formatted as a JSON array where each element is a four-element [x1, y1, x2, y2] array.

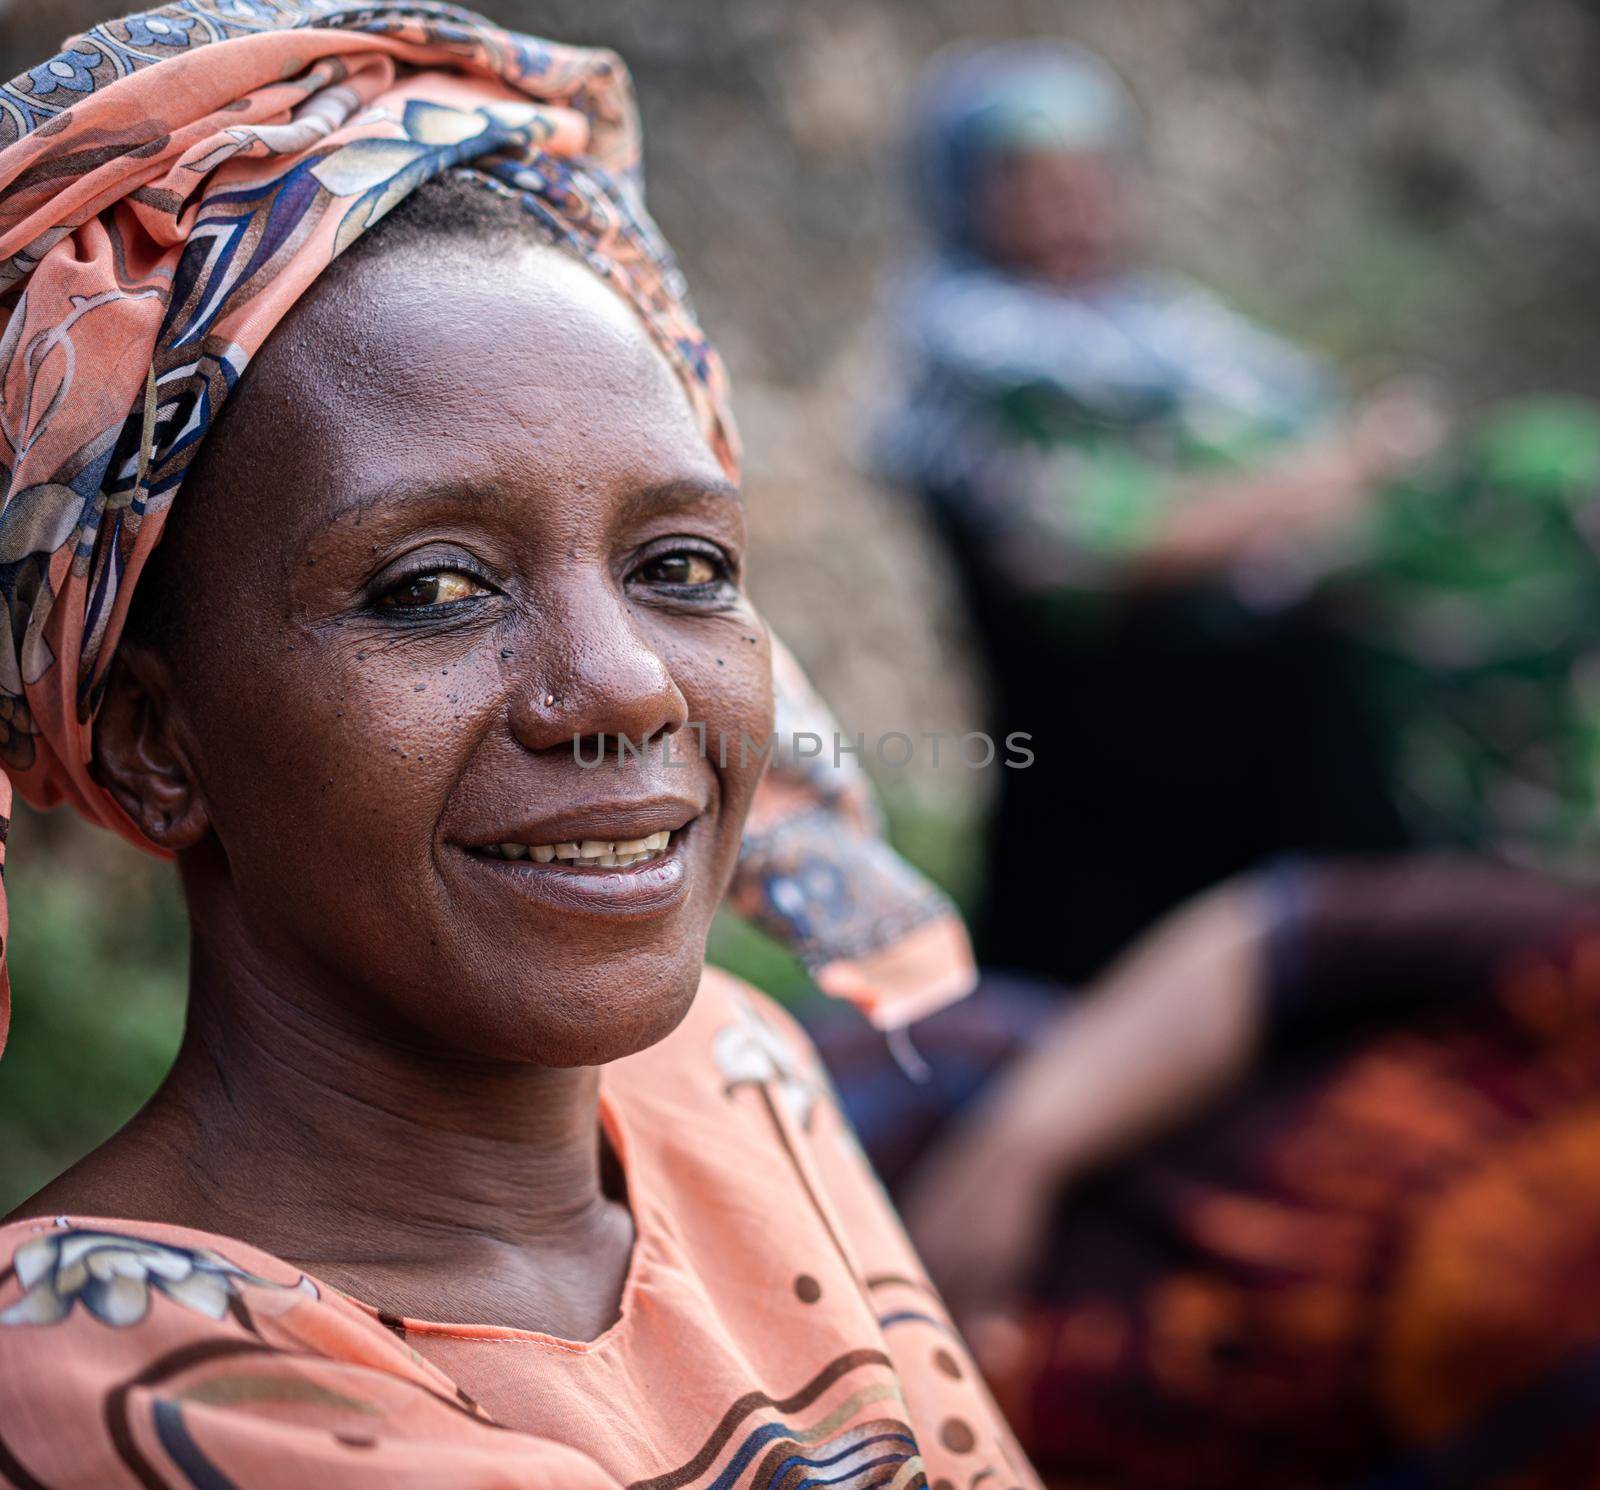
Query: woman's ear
[[92, 645, 210, 851]]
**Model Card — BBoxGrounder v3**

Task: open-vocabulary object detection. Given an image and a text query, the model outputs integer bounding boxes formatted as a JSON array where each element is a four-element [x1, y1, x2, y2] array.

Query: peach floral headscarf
[[0, 1, 972, 1049]]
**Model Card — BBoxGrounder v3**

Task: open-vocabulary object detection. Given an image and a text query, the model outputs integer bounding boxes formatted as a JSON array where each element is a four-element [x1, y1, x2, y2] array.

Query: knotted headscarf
[[0, 0, 972, 1049]]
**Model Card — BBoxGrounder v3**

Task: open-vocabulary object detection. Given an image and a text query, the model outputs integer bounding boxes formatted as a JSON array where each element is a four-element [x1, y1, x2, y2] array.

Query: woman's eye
[[378, 571, 489, 610], [638, 552, 722, 587]]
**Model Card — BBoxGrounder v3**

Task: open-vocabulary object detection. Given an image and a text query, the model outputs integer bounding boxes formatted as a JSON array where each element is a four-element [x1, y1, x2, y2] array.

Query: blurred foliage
[[876, 781, 986, 918], [0, 809, 185, 1210]]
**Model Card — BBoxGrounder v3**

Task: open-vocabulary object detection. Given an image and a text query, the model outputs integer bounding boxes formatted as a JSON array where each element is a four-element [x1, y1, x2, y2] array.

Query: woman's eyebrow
[[317, 474, 742, 532], [289, 479, 503, 569], [623, 476, 744, 518], [294, 473, 743, 564], [318, 477, 494, 529]]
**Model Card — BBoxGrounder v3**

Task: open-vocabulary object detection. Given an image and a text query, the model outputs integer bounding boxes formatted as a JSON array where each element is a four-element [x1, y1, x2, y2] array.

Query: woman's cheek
[[669, 606, 767, 715], [233, 650, 484, 878], [326, 639, 502, 757], [690, 638, 774, 817]]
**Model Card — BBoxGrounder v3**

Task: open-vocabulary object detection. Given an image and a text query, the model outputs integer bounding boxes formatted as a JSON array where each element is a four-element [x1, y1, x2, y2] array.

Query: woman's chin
[[539, 987, 701, 1068], [419, 954, 707, 1068]]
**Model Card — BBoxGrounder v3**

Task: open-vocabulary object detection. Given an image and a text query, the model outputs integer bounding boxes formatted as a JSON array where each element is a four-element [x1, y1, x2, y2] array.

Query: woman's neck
[[38, 933, 636, 1338]]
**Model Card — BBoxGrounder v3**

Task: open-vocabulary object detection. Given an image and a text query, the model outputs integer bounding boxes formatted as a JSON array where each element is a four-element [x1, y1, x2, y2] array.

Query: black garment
[[927, 484, 1410, 981]]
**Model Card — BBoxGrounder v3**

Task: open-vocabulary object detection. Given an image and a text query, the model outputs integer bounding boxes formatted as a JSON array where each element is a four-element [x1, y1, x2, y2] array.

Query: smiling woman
[[0, 4, 1024, 1488], [107, 208, 764, 1072]]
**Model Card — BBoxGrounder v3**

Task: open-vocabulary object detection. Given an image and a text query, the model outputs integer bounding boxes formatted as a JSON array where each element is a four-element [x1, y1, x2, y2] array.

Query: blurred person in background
[[828, 857, 1600, 1487], [831, 32, 1600, 1484], [876, 40, 1440, 983], [842, 347, 1600, 1478]]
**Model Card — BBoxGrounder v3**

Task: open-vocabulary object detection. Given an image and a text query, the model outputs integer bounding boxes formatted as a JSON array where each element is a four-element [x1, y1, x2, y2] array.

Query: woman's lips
[[458, 823, 695, 917]]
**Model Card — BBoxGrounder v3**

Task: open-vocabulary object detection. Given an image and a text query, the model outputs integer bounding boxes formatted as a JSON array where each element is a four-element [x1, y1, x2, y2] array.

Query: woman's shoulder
[[618, 966, 830, 1100], [691, 964, 816, 1039], [605, 968, 851, 1184], [0, 1212, 440, 1379], [0, 1214, 613, 1486], [0, 1211, 379, 1352]]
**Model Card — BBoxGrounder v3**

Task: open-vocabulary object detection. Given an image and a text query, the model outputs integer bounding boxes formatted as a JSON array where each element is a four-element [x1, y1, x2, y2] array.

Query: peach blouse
[[0, 971, 1036, 1489]]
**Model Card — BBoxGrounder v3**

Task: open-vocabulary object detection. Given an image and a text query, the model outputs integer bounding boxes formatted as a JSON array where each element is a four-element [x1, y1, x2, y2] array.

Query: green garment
[[1338, 399, 1600, 874]]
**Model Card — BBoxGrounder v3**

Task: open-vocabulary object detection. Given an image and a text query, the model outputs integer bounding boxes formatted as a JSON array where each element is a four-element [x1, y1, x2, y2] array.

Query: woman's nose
[[506, 586, 689, 755]]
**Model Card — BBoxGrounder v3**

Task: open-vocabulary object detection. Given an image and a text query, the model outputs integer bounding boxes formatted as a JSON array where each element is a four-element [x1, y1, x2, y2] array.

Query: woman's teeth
[[481, 830, 672, 867]]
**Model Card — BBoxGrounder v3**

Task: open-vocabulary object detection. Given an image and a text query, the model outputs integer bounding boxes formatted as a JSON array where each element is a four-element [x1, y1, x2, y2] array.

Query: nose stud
[[543, 693, 557, 708]]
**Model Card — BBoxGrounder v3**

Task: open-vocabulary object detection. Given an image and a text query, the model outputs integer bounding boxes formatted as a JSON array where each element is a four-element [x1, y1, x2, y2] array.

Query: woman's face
[[132, 234, 772, 1066], [977, 146, 1129, 286]]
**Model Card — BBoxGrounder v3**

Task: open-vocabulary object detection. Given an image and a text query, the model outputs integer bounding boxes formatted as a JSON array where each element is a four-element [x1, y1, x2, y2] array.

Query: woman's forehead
[[286, 236, 691, 435], [193, 235, 720, 548]]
